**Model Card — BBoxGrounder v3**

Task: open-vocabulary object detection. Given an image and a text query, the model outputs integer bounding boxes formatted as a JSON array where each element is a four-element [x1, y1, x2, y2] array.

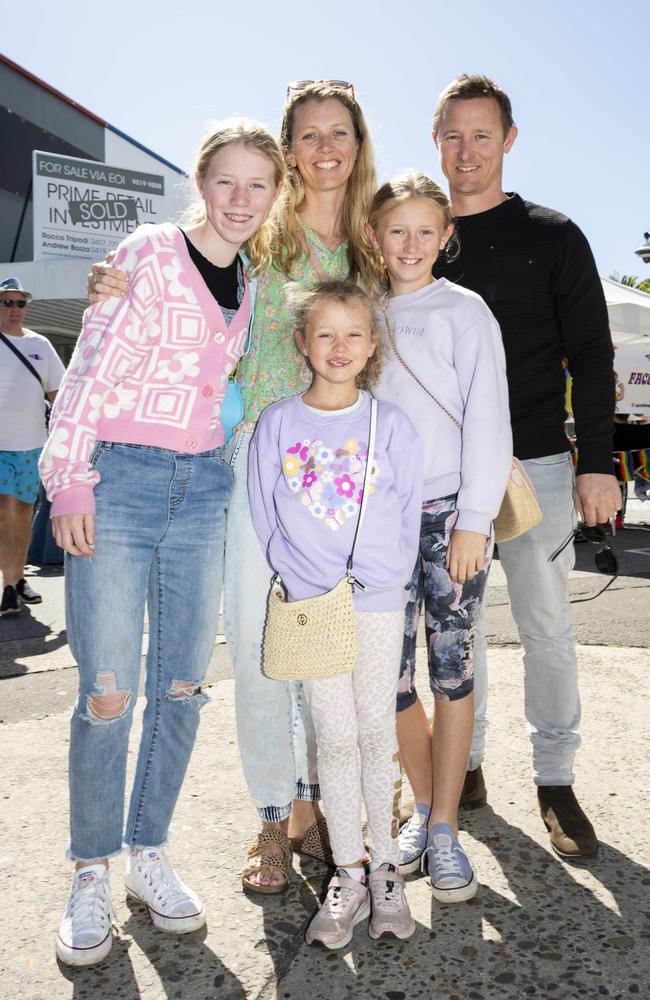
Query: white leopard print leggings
[[303, 610, 403, 867]]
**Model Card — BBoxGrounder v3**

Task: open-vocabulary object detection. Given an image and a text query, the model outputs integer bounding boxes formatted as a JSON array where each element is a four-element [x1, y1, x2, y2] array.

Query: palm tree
[[609, 272, 650, 293]]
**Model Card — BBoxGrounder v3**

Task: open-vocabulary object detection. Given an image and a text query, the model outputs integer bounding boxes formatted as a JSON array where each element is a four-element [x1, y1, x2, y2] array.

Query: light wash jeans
[[66, 442, 232, 861], [223, 430, 320, 821], [470, 452, 580, 786]]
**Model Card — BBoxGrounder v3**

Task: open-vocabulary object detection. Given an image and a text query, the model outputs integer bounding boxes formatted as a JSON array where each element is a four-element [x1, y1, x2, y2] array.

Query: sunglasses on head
[[2, 298, 28, 308], [286, 79, 355, 100], [549, 522, 618, 603]]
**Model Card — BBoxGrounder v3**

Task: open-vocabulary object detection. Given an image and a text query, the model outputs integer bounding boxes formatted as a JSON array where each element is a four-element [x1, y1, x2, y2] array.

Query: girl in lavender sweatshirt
[[369, 172, 512, 902], [248, 280, 422, 948]]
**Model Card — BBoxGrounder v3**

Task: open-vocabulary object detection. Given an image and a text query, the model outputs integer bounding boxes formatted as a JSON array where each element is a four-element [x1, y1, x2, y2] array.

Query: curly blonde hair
[[291, 279, 382, 389], [185, 118, 285, 275], [367, 171, 458, 292], [272, 84, 377, 285]]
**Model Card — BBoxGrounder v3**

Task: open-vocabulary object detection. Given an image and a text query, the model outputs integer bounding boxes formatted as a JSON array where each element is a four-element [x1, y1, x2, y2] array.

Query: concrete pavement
[[0, 501, 648, 999]]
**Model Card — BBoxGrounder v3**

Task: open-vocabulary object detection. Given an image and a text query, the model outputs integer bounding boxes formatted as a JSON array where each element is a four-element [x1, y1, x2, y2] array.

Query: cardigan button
[[202, 385, 213, 398], [185, 437, 197, 450], [213, 331, 224, 343]]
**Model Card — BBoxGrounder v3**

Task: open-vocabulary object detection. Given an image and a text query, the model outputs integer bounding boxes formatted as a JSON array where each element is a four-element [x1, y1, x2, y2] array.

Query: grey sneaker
[[368, 863, 415, 940], [422, 823, 478, 903], [305, 870, 370, 949]]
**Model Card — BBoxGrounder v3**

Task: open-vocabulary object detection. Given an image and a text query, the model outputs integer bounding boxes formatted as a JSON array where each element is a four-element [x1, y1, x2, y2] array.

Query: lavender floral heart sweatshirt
[[248, 391, 423, 611]]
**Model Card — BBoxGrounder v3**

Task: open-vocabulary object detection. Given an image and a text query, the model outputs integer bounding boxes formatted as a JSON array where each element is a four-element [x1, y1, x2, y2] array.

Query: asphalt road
[[1, 508, 648, 725]]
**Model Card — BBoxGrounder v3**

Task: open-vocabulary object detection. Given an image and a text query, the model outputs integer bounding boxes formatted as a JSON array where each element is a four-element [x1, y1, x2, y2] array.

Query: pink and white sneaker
[[305, 869, 370, 949], [368, 863, 416, 939]]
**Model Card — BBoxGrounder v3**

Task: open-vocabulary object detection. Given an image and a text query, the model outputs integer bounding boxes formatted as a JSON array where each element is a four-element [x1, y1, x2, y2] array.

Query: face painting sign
[[32, 151, 169, 261], [614, 340, 650, 415]]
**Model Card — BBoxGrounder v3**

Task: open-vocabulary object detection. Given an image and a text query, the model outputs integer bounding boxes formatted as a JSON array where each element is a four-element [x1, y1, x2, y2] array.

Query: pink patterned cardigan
[[39, 223, 250, 517]]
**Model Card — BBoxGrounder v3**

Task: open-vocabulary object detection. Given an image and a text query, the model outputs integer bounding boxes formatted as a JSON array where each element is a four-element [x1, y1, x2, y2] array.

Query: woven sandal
[[241, 829, 293, 894], [290, 817, 334, 866]]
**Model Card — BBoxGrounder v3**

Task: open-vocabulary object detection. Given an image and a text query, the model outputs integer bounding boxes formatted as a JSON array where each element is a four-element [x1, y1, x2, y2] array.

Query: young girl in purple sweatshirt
[[248, 280, 422, 948], [369, 172, 512, 902]]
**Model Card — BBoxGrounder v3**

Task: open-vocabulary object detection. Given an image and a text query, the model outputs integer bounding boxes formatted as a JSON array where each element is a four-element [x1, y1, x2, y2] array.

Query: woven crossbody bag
[[380, 304, 542, 544], [262, 397, 377, 681]]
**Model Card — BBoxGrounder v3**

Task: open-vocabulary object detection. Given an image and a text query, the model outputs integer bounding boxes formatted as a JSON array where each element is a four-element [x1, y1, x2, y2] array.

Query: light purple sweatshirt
[[248, 391, 423, 611], [373, 279, 512, 536]]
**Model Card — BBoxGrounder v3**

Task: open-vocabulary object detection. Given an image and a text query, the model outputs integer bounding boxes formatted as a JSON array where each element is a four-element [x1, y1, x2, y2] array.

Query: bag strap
[[271, 396, 377, 593], [0, 330, 46, 395], [380, 300, 462, 431], [346, 397, 377, 576]]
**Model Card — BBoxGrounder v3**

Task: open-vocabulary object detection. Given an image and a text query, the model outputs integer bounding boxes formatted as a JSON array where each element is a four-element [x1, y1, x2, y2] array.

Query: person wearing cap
[[0, 277, 65, 615]]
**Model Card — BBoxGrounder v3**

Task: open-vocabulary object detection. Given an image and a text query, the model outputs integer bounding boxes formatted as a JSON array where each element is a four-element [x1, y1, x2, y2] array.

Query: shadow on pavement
[[439, 805, 649, 997], [56, 899, 248, 1000]]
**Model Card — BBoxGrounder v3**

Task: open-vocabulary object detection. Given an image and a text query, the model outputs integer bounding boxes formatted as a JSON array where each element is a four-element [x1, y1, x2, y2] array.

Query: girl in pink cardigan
[[41, 120, 283, 968]]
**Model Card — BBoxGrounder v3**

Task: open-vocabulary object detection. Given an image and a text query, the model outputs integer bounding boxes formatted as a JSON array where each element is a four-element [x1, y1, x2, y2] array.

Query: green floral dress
[[238, 226, 350, 425]]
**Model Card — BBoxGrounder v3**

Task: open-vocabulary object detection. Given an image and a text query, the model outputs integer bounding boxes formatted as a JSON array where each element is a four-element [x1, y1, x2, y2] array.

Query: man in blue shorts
[[0, 277, 64, 615]]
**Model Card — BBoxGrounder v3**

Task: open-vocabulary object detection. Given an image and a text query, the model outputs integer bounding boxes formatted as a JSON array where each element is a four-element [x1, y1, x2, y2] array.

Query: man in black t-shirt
[[422, 75, 618, 861]]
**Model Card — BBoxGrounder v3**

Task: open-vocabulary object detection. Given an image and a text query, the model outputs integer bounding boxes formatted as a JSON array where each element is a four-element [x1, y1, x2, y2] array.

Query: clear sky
[[2, 0, 648, 279]]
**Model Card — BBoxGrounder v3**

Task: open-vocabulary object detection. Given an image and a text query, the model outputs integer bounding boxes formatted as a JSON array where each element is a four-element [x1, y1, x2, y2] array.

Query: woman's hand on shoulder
[[446, 529, 487, 584], [87, 251, 129, 304], [51, 513, 95, 557]]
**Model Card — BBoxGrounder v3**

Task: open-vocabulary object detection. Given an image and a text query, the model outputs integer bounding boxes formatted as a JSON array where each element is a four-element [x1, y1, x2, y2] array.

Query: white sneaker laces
[[400, 816, 426, 855], [137, 853, 189, 910], [68, 872, 113, 934]]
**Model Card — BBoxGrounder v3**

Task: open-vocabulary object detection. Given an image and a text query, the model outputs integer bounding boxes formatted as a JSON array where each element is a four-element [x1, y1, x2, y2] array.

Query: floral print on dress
[[237, 228, 349, 423], [282, 435, 378, 531]]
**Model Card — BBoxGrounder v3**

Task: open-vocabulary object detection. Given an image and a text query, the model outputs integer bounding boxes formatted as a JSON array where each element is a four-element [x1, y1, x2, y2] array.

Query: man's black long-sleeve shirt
[[433, 194, 615, 474]]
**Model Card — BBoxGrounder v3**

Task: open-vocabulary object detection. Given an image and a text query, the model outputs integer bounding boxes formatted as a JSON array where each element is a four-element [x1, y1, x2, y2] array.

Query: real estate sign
[[32, 151, 170, 261]]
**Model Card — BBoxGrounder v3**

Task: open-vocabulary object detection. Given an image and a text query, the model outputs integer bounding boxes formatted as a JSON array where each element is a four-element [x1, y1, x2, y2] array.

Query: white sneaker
[[56, 865, 115, 967], [124, 848, 206, 933]]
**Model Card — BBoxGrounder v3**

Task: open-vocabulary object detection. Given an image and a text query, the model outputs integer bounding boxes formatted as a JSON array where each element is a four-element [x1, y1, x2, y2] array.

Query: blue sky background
[[2, 0, 648, 278]]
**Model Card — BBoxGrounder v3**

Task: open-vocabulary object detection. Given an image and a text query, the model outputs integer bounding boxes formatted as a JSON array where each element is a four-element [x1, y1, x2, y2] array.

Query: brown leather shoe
[[537, 785, 598, 861], [459, 766, 487, 810]]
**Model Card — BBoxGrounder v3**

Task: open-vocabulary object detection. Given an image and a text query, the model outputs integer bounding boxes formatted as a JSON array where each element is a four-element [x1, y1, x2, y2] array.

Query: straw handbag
[[492, 458, 542, 542], [262, 398, 378, 681], [381, 305, 541, 544]]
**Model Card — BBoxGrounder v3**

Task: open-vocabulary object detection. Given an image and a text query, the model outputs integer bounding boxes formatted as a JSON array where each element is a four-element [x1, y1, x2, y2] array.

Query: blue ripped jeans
[[66, 442, 232, 861]]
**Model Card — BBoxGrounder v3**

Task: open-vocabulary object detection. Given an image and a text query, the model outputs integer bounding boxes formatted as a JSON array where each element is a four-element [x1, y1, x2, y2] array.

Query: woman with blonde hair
[[42, 119, 284, 965], [88, 82, 378, 894]]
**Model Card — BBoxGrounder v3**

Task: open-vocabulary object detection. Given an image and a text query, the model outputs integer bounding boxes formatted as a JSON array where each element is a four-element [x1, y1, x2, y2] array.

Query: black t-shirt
[[181, 229, 244, 324], [433, 194, 614, 474]]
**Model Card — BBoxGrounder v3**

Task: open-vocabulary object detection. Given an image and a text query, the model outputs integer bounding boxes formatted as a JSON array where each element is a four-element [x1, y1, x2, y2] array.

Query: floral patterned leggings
[[397, 494, 494, 711], [303, 610, 404, 867]]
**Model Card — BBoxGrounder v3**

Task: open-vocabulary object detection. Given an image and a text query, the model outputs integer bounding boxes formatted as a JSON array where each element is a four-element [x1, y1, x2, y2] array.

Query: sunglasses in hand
[[549, 522, 618, 602]]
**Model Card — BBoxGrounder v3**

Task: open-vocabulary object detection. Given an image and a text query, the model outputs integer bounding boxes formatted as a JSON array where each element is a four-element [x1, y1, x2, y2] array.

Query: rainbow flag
[[571, 447, 650, 482], [613, 448, 650, 482]]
